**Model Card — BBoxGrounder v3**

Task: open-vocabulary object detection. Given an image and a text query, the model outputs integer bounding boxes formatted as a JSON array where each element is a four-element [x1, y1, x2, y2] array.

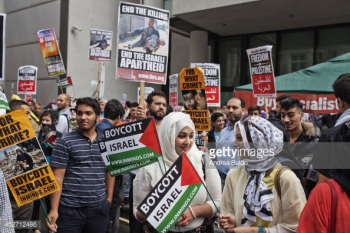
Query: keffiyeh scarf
[[234, 116, 284, 226]]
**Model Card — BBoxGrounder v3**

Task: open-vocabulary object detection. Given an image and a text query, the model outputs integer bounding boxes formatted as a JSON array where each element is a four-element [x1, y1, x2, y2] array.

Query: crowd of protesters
[[0, 73, 350, 233]]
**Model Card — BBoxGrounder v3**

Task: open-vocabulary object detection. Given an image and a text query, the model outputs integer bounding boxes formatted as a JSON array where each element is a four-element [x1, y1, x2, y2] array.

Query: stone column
[[190, 30, 208, 64]]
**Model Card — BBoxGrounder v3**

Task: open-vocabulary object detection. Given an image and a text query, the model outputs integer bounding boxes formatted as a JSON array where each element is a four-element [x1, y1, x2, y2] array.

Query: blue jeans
[[56, 199, 110, 233], [123, 173, 132, 198]]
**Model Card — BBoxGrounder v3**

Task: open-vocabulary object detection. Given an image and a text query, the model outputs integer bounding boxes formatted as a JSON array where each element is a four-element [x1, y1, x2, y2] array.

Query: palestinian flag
[[44, 135, 56, 148], [137, 153, 203, 233], [101, 118, 162, 167], [56, 76, 73, 88]]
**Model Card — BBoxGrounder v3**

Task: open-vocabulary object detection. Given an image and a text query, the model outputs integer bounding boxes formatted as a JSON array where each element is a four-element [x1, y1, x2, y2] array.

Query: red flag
[[181, 153, 202, 186]]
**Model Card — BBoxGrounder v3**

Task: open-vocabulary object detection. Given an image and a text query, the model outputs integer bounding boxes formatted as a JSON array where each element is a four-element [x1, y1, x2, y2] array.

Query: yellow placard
[[6, 165, 60, 206], [0, 109, 36, 149], [179, 68, 210, 131]]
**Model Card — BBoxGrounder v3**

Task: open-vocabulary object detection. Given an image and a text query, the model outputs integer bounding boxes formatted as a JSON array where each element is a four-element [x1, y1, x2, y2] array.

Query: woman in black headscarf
[[16, 148, 33, 172]]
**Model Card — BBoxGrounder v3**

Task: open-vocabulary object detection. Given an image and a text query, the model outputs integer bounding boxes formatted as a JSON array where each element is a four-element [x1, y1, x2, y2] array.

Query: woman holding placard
[[133, 112, 221, 232]]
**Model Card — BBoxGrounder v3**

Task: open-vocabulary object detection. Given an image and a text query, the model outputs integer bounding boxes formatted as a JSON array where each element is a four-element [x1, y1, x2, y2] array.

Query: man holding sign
[[48, 98, 114, 233]]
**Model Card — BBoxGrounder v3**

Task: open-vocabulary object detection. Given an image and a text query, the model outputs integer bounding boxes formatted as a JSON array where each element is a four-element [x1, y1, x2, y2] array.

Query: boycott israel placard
[[116, 2, 169, 84], [0, 109, 59, 206], [98, 118, 161, 176], [191, 63, 220, 107], [169, 74, 178, 109], [179, 67, 210, 131], [17, 66, 37, 95], [137, 153, 202, 233], [247, 45, 276, 98], [56, 76, 73, 88], [89, 29, 113, 62], [37, 28, 66, 76]]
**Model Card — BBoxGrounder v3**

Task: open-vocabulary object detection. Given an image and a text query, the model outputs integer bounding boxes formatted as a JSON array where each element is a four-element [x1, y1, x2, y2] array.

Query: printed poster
[[37, 28, 66, 76], [246, 45, 276, 98], [89, 29, 113, 62], [98, 118, 161, 176], [0, 109, 60, 206], [137, 153, 202, 233], [190, 63, 220, 107], [116, 2, 170, 84], [169, 74, 178, 109], [17, 66, 38, 95], [0, 14, 5, 80], [179, 67, 210, 131], [0, 84, 10, 111]]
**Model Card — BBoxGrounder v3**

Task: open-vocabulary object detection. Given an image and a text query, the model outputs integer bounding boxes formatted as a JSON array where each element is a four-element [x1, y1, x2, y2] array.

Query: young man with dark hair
[[27, 100, 35, 112], [275, 95, 290, 118], [313, 73, 350, 183], [247, 105, 261, 117], [280, 97, 320, 193], [47, 97, 115, 233], [146, 91, 167, 128], [203, 112, 225, 151]]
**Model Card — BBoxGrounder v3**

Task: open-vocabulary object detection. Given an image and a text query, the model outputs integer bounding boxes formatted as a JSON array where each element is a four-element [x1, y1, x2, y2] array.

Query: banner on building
[[179, 67, 210, 131], [246, 46, 276, 98], [56, 76, 73, 88], [116, 2, 170, 84], [17, 66, 38, 95], [190, 63, 220, 107], [137, 153, 202, 233], [98, 118, 162, 176], [89, 29, 113, 62], [234, 90, 339, 114], [138, 86, 154, 106], [169, 74, 178, 109], [0, 109, 60, 206], [0, 14, 6, 80], [37, 28, 66, 76]]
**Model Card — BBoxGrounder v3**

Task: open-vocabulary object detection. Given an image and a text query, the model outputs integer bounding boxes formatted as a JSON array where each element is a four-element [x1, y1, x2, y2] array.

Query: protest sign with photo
[[191, 63, 220, 107], [137, 153, 202, 233], [89, 29, 113, 62], [247, 45, 276, 98], [37, 28, 66, 76], [56, 76, 73, 88], [17, 66, 37, 95], [116, 2, 170, 84], [169, 74, 178, 109], [98, 118, 161, 176], [0, 109, 60, 206], [179, 67, 210, 131], [0, 14, 5, 80]]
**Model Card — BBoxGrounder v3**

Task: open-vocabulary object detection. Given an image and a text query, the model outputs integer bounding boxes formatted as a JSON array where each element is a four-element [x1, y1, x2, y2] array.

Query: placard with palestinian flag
[[56, 76, 73, 88], [98, 118, 162, 176], [137, 153, 203, 233]]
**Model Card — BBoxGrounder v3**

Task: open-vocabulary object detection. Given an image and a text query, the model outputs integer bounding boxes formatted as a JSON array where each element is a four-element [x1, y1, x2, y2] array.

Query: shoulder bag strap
[[274, 166, 292, 200]]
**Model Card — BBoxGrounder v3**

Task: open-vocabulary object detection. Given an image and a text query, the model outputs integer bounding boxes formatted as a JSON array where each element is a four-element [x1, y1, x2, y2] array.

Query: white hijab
[[158, 112, 200, 168]]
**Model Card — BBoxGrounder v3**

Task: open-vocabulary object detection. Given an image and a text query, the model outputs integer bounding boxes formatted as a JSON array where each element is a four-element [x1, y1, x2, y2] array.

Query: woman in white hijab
[[218, 116, 306, 233], [133, 112, 221, 232]]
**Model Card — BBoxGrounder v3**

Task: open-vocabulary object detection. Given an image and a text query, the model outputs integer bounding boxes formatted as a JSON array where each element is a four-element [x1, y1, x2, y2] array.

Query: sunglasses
[[70, 108, 75, 112]]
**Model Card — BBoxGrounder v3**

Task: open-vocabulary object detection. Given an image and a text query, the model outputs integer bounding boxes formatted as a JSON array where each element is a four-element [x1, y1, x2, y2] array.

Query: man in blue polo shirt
[[47, 97, 115, 233]]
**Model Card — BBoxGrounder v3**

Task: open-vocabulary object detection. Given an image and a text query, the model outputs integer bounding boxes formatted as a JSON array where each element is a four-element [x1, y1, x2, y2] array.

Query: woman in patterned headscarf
[[218, 116, 306, 233]]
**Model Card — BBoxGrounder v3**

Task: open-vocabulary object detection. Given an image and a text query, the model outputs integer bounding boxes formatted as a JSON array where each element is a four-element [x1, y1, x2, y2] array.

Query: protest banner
[[137, 153, 202, 233], [190, 63, 220, 107], [179, 67, 210, 131], [89, 29, 113, 62], [247, 45, 276, 98], [116, 2, 170, 84], [234, 90, 339, 114], [56, 76, 73, 88], [37, 28, 66, 76], [169, 74, 178, 109], [17, 66, 38, 95], [0, 109, 60, 206], [0, 14, 5, 80], [138, 86, 154, 106], [98, 118, 161, 176]]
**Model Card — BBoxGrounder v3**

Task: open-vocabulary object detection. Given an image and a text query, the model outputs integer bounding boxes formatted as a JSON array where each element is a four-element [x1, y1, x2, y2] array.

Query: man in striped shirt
[[47, 97, 115, 233]]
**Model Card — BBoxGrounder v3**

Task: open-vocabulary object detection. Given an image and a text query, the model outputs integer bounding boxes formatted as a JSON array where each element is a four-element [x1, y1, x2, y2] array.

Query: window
[[219, 38, 241, 87]]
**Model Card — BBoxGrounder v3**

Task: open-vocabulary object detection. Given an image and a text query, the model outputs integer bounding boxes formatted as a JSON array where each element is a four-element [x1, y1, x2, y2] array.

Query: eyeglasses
[[70, 108, 75, 112]]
